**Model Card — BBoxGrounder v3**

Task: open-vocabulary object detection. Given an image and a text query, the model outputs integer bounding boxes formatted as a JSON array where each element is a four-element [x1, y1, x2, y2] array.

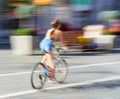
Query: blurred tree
[[9, 0, 32, 4]]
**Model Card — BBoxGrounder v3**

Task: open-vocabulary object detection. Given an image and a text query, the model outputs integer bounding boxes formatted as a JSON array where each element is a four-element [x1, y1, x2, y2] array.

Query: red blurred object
[[10, 0, 31, 4], [109, 27, 120, 32]]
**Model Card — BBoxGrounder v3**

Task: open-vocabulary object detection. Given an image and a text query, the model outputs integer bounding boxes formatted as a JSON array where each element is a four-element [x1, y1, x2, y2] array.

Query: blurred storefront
[[70, 0, 92, 30], [0, 0, 120, 49], [0, 0, 120, 31]]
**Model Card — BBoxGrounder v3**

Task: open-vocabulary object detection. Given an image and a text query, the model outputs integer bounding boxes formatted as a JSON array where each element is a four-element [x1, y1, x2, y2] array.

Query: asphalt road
[[0, 49, 120, 99]]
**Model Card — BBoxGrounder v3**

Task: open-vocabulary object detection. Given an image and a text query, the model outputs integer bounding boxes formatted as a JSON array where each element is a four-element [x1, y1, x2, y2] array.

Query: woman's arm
[[58, 31, 67, 47]]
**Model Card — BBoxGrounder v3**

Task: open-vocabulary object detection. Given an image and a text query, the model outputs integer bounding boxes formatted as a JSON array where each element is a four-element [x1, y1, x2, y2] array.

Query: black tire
[[31, 63, 47, 89], [54, 58, 68, 83]]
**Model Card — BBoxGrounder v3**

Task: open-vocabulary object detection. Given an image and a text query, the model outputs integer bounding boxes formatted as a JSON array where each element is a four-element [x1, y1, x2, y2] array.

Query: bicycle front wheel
[[31, 63, 47, 89], [54, 58, 68, 83]]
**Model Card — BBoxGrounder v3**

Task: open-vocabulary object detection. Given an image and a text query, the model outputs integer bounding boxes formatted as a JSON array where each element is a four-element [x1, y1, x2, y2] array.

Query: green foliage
[[102, 31, 114, 35], [12, 28, 33, 36], [2, 2, 13, 8], [12, 0, 32, 2]]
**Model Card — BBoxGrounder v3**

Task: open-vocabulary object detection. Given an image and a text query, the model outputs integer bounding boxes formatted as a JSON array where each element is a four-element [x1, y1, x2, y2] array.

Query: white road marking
[[0, 61, 120, 77], [0, 71, 31, 77], [0, 90, 37, 99], [0, 63, 33, 66], [1, 75, 120, 98], [70, 61, 120, 69]]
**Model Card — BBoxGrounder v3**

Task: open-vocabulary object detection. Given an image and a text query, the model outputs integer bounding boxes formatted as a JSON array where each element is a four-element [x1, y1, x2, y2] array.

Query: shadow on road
[[69, 80, 120, 90], [33, 48, 120, 56], [61, 49, 120, 56]]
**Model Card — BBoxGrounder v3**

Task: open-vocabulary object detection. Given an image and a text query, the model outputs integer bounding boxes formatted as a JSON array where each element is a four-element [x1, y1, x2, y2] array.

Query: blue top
[[39, 29, 54, 52]]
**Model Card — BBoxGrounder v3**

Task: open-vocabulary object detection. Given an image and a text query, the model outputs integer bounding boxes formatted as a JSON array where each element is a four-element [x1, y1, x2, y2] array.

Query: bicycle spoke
[[31, 63, 47, 89], [54, 59, 68, 83]]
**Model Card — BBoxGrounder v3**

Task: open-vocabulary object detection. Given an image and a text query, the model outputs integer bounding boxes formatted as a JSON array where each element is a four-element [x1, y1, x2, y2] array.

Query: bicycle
[[31, 46, 68, 89]]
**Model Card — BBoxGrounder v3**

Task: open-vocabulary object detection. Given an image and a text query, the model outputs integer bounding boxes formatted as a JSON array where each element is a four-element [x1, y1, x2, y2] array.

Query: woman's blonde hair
[[50, 20, 61, 40], [51, 20, 61, 28]]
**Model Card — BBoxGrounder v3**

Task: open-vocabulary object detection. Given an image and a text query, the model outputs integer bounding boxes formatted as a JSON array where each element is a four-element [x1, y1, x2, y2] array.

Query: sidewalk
[[0, 49, 83, 64], [1, 48, 119, 57], [1, 47, 120, 57], [0, 49, 42, 64], [0, 49, 13, 57], [0, 48, 81, 57]]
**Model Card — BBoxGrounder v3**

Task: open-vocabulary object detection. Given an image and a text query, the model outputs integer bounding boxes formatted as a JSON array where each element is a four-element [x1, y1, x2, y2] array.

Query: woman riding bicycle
[[40, 19, 67, 81]]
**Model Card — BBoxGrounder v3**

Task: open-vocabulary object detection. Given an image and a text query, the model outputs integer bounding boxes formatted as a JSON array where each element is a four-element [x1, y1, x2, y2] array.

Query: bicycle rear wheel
[[31, 63, 47, 89], [54, 58, 68, 83]]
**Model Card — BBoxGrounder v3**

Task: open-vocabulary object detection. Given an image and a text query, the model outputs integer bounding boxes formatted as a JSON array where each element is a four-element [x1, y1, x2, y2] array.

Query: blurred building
[[0, 0, 120, 48], [0, 0, 120, 31]]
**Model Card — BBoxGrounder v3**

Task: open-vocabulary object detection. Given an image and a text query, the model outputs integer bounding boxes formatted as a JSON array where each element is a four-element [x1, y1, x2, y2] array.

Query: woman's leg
[[41, 54, 47, 64], [46, 52, 55, 79]]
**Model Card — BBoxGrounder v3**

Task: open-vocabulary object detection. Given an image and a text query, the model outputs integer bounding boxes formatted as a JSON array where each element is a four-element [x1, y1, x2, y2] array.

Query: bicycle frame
[[31, 46, 68, 89], [53, 47, 62, 60]]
